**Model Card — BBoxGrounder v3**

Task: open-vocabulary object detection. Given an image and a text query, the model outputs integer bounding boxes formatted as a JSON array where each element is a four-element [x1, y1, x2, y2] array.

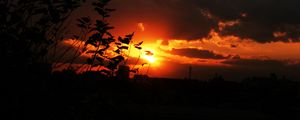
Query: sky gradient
[[56, 0, 300, 81]]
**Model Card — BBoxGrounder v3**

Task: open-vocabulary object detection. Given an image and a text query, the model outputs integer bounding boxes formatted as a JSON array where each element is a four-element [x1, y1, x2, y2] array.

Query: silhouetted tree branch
[[1, 0, 86, 74]]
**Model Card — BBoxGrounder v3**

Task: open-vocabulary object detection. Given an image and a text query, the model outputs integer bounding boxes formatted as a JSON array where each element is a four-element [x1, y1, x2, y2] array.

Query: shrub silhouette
[[1, 0, 86, 75], [2, 1, 87, 119], [77, 0, 144, 76]]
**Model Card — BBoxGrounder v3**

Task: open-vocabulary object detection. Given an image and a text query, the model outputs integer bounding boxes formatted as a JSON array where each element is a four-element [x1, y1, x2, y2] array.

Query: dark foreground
[[8, 71, 300, 120]]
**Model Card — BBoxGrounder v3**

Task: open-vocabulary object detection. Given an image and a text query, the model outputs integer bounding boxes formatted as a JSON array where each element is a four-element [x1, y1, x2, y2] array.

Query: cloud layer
[[110, 0, 300, 42], [167, 48, 226, 59]]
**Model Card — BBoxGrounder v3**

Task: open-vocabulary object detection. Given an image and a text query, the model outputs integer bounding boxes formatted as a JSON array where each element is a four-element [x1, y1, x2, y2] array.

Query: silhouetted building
[[188, 65, 192, 80], [116, 65, 130, 80], [133, 74, 149, 81]]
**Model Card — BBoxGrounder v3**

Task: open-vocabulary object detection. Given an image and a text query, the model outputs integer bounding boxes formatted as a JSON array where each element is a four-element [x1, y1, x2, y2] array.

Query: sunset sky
[[58, 0, 300, 81]]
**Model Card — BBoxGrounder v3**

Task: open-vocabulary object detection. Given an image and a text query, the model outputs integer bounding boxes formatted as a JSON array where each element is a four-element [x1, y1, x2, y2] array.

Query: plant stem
[[132, 50, 141, 70], [124, 42, 132, 65], [146, 63, 151, 75]]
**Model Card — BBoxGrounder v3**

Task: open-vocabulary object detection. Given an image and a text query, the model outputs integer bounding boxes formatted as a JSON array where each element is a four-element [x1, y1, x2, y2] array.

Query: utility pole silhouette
[[188, 65, 192, 80]]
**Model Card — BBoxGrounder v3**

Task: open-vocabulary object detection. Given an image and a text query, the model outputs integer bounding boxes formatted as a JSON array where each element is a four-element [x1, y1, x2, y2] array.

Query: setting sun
[[142, 50, 156, 63], [143, 55, 156, 63]]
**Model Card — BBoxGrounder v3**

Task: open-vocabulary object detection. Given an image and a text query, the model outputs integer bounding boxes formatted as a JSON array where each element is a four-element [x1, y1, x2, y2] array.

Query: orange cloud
[[273, 31, 287, 38], [218, 20, 240, 31], [240, 12, 248, 18], [152, 30, 300, 67], [137, 23, 145, 31]]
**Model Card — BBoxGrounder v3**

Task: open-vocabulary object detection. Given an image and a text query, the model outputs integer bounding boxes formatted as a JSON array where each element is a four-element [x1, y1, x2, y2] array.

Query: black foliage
[[1, 0, 86, 73], [135, 41, 143, 46], [76, 16, 92, 29], [134, 41, 143, 49], [118, 46, 129, 50], [80, 0, 138, 75], [118, 32, 134, 44], [3, 1, 86, 119], [130, 68, 139, 73]]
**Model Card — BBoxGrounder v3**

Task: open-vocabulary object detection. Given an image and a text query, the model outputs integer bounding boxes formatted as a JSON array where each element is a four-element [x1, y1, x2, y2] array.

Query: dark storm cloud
[[110, 0, 300, 42], [110, 0, 217, 40], [201, 0, 300, 42], [181, 0, 300, 42], [168, 48, 226, 59], [164, 1, 216, 40], [222, 59, 286, 67]]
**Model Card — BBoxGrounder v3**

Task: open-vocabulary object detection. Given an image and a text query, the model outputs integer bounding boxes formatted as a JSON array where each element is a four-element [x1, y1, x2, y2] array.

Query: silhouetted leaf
[[87, 58, 93, 64], [94, 7, 107, 16], [82, 47, 87, 52], [114, 49, 120, 54], [98, 50, 104, 55], [85, 38, 97, 47], [96, 56, 104, 62], [118, 36, 123, 41], [104, 26, 114, 30], [81, 16, 91, 23], [134, 41, 143, 47], [115, 42, 121, 45], [130, 68, 139, 73], [77, 18, 85, 24], [119, 37, 130, 44], [73, 35, 80, 39], [106, 32, 113, 37], [107, 62, 118, 70], [103, 15, 110, 18], [92, 2, 105, 8], [135, 46, 142, 50], [105, 8, 115, 12], [110, 55, 124, 63], [126, 32, 135, 38], [101, 37, 115, 45], [96, 19, 105, 24], [145, 50, 154, 56], [117, 33, 134, 44], [77, 24, 86, 28], [118, 46, 129, 50]]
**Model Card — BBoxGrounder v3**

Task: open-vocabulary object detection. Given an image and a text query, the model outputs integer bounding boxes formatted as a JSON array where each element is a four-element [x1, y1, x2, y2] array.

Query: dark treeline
[[12, 70, 299, 120]]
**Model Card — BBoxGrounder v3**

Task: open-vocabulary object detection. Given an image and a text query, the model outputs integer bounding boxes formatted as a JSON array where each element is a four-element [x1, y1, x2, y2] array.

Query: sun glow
[[142, 49, 156, 63], [143, 55, 156, 63]]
